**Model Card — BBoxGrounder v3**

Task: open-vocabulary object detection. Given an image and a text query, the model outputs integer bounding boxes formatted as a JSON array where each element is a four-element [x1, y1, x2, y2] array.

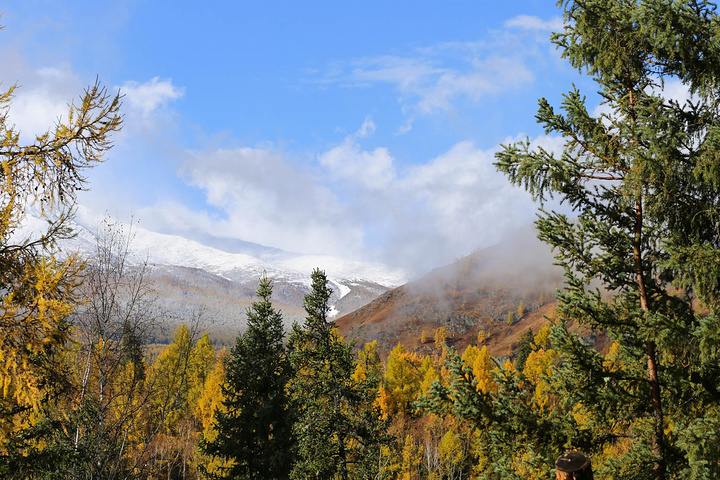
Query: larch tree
[[493, 0, 720, 478], [202, 275, 294, 480], [384, 344, 423, 416], [0, 71, 122, 476]]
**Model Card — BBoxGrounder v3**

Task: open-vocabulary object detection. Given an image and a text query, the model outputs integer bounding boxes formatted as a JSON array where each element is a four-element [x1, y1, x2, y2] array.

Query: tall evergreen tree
[[491, 1, 720, 478], [287, 268, 387, 480], [202, 275, 294, 479]]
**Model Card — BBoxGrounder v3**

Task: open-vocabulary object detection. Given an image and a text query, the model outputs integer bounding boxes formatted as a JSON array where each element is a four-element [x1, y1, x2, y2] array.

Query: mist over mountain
[[336, 229, 582, 358]]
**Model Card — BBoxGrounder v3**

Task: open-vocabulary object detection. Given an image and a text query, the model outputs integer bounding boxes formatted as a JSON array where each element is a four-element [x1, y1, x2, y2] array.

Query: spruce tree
[[287, 268, 387, 480], [514, 327, 534, 372], [492, 1, 720, 478], [202, 275, 294, 479]]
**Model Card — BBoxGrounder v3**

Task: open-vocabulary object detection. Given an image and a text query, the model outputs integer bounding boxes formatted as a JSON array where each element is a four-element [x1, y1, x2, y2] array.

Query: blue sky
[[1, 1, 597, 274]]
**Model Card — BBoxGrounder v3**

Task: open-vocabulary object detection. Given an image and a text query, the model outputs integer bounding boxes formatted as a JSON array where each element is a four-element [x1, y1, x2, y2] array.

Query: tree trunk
[[634, 199, 666, 480], [556, 451, 593, 480]]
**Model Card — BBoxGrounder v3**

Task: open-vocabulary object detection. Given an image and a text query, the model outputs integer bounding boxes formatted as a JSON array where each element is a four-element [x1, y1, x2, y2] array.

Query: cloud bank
[[157, 120, 549, 274]]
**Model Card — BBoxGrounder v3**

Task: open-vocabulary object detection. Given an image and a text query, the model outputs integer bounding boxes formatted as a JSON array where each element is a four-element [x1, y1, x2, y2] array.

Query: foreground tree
[[0, 74, 122, 475], [288, 269, 387, 480], [493, 1, 720, 478], [202, 275, 294, 479]]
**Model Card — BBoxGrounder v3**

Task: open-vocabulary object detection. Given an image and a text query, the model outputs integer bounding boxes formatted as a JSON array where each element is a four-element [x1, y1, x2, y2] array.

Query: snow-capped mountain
[[16, 207, 408, 342]]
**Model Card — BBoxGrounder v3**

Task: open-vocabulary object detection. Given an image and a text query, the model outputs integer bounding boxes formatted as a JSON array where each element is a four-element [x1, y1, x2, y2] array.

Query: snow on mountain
[[20, 206, 408, 303]]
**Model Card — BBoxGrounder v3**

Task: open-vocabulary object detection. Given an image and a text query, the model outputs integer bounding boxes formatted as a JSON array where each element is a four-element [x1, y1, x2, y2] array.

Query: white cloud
[[177, 146, 366, 257], [344, 56, 444, 89], [118, 77, 184, 117], [393, 141, 534, 263], [0, 57, 184, 146], [319, 119, 396, 190], [415, 57, 533, 114], [396, 120, 413, 135], [318, 18, 557, 120], [144, 112, 568, 274], [504, 15, 564, 32], [656, 78, 693, 105], [3, 61, 84, 141], [320, 142, 396, 190], [356, 116, 376, 138]]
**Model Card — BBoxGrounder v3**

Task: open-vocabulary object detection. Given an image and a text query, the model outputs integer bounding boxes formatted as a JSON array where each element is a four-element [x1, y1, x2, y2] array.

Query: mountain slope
[[336, 232, 569, 358]]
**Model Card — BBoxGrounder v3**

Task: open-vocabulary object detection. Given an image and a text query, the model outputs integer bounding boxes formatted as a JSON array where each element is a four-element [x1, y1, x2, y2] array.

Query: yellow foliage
[[523, 348, 558, 383], [461, 344, 480, 370], [353, 340, 381, 384], [571, 402, 593, 431], [438, 430, 464, 478], [401, 434, 423, 480], [196, 349, 232, 477], [523, 348, 559, 412], [472, 346, 498, 394], [603, 341, 622, 372], [469, 429, 490, 477], [188, 333, 216, 412], [384, 344, 423, 415], [196, 349, 227, 431], [434, 326, 447, 351], [0, 255, 83, 437], [512, 451, 547, 479], [533, 323, 552, 350], [419, 355, 439, 394], [376, 385, 393, 419], [503, 358, 514, 371]]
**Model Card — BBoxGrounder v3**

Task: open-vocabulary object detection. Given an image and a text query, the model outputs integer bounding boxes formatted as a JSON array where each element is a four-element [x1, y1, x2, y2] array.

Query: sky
[[0, 1, 598, 275]]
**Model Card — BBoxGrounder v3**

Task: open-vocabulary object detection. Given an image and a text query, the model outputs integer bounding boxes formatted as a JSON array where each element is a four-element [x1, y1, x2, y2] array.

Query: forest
[[5, 0, 720, 479]]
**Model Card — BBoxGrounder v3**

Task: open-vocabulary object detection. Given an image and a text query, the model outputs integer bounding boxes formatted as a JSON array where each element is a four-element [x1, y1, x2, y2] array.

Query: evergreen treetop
[[202, 275, 293, 480]]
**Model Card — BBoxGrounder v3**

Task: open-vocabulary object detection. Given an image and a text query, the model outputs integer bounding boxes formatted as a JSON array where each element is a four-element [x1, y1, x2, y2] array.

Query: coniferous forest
[[4, 1, 720, 479]]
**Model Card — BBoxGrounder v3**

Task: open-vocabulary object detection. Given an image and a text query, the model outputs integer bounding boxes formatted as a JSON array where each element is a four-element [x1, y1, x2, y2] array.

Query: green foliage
[[493, 1, 720, 478], [514, 328, 535, 372], [288, 269, 388, 480], [202, 275, 294, 479]]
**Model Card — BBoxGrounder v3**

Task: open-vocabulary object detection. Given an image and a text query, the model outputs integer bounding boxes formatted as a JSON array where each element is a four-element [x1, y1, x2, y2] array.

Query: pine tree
[[202, 275, 294, 479], [288, 268, 387, 480], [494, 1, 720, 478]]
